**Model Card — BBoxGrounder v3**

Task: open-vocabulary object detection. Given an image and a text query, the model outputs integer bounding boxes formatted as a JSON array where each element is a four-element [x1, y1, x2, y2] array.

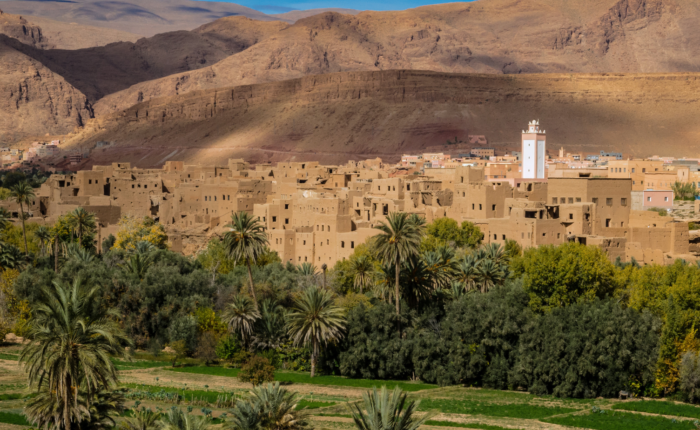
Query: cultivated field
[[1, 346, 699, 430]]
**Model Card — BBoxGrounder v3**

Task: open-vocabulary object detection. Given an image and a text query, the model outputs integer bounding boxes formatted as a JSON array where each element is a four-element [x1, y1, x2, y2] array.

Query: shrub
[[238, 356, 275, 386], [168, 315, 198, 353], [215, 335, 240, 361]]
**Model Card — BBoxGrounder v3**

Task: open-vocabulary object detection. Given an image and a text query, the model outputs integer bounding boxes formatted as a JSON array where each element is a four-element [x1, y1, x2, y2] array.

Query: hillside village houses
[[2, 121, 699, 265]]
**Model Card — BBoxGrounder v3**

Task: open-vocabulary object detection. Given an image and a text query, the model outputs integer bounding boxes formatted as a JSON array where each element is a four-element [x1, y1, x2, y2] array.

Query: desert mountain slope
[[65, 70, 700, 167], [94, 0, 700, 115], [0, 35, 92, 144], [0, 8, 137, 49], [0, 0, 276, 36], [271, 8, 361, 21], [8, 17, 288, 102]]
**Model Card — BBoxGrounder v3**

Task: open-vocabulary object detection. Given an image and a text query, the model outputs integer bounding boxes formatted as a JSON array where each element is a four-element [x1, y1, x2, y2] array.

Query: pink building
[[642, 189, 673, 209]]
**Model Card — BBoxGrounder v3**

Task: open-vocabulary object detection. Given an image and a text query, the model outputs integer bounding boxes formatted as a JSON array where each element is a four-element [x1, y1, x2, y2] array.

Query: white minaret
[[521, 120, 546, 179]]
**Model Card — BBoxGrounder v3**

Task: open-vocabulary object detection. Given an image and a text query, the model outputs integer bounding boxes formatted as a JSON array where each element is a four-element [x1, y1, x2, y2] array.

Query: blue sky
[[222, 0, 457, 14]]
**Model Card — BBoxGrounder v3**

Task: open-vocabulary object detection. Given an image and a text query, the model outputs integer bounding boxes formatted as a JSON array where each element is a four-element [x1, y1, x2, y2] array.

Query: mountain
[[0, 8, 138, 49], [93, 0, 700, 115], [271, 8, 361, 21], [9, 16, 288, 102], [0, 34, 92, 144], [63, 70, 700, 167], [0, 0, 277, 36]]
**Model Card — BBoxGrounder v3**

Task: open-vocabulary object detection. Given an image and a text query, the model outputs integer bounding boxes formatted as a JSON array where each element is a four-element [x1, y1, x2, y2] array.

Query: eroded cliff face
[[0, 38, 93, 144], [93, 0, 700, 115], [65, 70, 700, 166], [0, 9, 52, 48]]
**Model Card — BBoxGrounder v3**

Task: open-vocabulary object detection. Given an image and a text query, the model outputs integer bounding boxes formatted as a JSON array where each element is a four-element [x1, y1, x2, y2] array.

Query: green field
[[0, 412, 31, 426], [613, 400, 700, 419], [418, 398, 575, 419], [296, 400, 337, 410], [166, 366, 437, 391], [425, 421, 524, 430], [0, 353, 19, 361], [545, 410, 697, 430]]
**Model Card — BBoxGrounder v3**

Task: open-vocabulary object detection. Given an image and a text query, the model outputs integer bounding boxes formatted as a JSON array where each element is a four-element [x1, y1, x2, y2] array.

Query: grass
[[613, 400, 700, 419], [166, 367, 437, 392], [297, 400, 337, 410], [122, 383, 243, 405], [418, 399, 575, 420], [0, 412, 30, 426], [425, 421, 524, 430], [113, 358, 170, 370], [0, 393, 36, 401], [545, 410, 697, 430], [0, 353, 19, 361]]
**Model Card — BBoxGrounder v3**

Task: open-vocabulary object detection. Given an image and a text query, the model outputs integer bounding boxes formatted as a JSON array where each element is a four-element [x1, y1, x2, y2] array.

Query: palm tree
[[26, 387, 126, 430], [476, 259, 504, 293], [67, 243, 96, 264], [223, 295, 260, 347], [0, 242, 24, 271], [120, 407, 161, 430], [251, 299, 286, 351], [20, 277, 131, 430], [120, 252, 154, 280], [373, 212, 423, 316], [226, 382, 308, 430], [349, 386, 432, 430], [350, 255, 375, 294], [10, 181, 35, 255], [158, 407, 210, 430], [66, 207, 96, 246], [286, 286, 345, 377], [224, 211, 269, 306], [297, 262, 318, 276], [456, 254, 480, 293], [0, 207, 11, 230], [34, 226, 51, 257]]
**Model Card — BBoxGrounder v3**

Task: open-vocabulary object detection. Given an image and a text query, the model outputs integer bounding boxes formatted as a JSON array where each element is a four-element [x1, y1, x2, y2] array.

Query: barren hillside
[[63, 70, 700, 167], [0, 35, 92, 144], [0, 0, 276, 36], [0, 8, 137, 49], [94, 0, 700, 115]]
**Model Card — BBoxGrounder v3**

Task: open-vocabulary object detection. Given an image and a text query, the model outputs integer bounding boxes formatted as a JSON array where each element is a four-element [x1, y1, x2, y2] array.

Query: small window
[[606, 198, 613, 206], [351, 241, 355, 248], [88, 179, 92, 184], [472, 204, 475, 210], [631, 168, 635, 173], [285, 204, 289, 209], [552, 197, 557, 204], [492, 204, 496, 211], [606, 219, 611, 227], [341, 241, 345, 248], [576, 197, 581, 203], [272, 216, 277, 222], [303, 240, 306, 245], [647, 197, 652, 202], [479, 204, 482, 210], [557, 233, 561, 239], [621, 198, 627, 206], [493, 234, 497, 240], [568, 198, 573, 204], [592, 198, 598, 205], [569, 213, 573, 220], [502, 235, 506, 240], [285, 218, 289, 224], [664, 197, 669, 202]]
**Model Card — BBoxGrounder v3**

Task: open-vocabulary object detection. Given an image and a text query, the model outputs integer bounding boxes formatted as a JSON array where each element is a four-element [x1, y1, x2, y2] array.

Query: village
[[2, 121, 698, 265]]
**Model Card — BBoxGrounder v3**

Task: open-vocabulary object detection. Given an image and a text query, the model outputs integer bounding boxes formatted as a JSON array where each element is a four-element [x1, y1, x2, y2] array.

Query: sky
[[221, 0, 457, 14]]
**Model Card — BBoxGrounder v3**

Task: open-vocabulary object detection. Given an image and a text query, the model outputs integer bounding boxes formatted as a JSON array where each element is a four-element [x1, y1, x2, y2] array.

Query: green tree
[[226, 382, 309, 430], [422, 218, 482, 252], [513, 242, 619, 313], [373, 212, 423, 316], [349, 386, 432, 430], [224, 212, 269, 307], [20, 277, 131, 430], [34, 226, 51, 257], [66, 207, 96, 245], [286, 286, 345, 377], [10, 181, 35, 255]]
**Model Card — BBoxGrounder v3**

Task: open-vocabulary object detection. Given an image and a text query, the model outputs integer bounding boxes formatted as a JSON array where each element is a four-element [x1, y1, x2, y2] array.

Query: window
[[472, 204, 475, 210], [568, 198, 573, 204], [664, 196, 669, 202], [606, 198, 613, 206], [322, 225, 325, 231], [542, 233, 546, 237], [327, 239, 329, 245], [493, 234, 497, 240], [647, 197, 652, 202], [642, 168, 646, 173], [328, 225, 331, 232], [492, 204, 496, 211], [605, 219, 611, 227], [285, 218, 289, 224], [521, 233, 524, 239], [272, 216, 277, 222], [621, 222, 624, 227], [560, 197, 566, 204], [132, 185, 134, 189], [576, 197, 581, 203], [88, 179, 92, 184], [341, 241, 345, 248], [285, 204, 289, 209], [631, 168, 635, 173], [552, 197, 557, 204], [569, 213, 573, 220], [378, 186, 381, 191], [502, 235, 506, 240], [592, 198, 598, 204], [557, 233, 561, 239], [303, 240, 306, 245], [351, 241, 355, 248], [479, 204, 482, 210], [620, 198, 627, 206]]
